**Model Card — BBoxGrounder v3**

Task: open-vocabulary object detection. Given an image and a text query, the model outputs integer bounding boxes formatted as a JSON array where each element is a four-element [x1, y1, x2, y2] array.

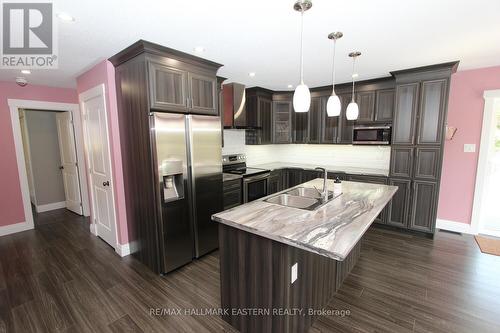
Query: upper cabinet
[[308, 97, 324, 144], [245, 88, 273, 145], [292, 106, 309, 143], [375, 89, 395, 122], [149, 62, 189, 112], [188, 73, 217, 114], [273, 100, 292, 144], [416, 79, 447, 145], [321, 96, 340, 144], [339, 93, 354, 144], [355, 91, 376, 122], [392, 83, 419, 145]]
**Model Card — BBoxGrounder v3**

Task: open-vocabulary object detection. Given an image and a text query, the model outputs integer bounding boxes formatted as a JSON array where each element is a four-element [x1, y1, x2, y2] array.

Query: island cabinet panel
[[375, 88, 395, 122], [218, 224, 362, 333], [387, 178, 411, 228]]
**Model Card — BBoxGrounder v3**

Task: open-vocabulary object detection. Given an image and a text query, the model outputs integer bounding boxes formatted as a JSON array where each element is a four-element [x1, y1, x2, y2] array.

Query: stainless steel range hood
[[223, 83, 259, 129]]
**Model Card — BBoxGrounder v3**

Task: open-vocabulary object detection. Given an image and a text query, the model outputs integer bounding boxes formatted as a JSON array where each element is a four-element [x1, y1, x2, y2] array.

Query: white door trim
[[5, 99, 90, 237], [470, 89, 500, 235], [79, 84, 120, 252]]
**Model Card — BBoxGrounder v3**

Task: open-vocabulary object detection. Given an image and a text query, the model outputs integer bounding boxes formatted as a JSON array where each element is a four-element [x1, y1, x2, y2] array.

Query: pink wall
[[438, 66, 500, 224], [0, 82, 77, 226], [76, 60, 129, 244]]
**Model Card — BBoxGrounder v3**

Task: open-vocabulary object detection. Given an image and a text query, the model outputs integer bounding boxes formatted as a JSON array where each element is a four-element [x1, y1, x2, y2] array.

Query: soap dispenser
[[333, 177, 342, 195]]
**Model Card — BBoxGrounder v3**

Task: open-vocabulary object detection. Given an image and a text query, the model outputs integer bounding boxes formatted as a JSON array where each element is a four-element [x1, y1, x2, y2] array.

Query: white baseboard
[[0, 221, 34, 237], [436, 219, 476, 235], [36, 201, 66, 213], [115, 240, 138, 257]]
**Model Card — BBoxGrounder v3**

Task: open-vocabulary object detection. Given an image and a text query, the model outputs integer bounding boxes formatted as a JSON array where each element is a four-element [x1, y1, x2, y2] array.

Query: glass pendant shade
[[293, 83, 311, 113], [346, 101, 359, 120], [326, 94, 341, 117]]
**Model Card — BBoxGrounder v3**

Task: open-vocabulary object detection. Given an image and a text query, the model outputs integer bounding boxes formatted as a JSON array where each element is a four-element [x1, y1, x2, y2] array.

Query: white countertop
[[212, 178, 397, 261]]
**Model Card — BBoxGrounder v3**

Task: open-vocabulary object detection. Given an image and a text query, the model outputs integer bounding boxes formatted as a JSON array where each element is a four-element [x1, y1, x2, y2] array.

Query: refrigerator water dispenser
[[160, 159, 184, 202]]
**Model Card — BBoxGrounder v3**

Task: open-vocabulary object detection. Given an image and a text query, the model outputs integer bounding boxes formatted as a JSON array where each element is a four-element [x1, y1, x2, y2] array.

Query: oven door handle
[[243, 173, 270, 183]]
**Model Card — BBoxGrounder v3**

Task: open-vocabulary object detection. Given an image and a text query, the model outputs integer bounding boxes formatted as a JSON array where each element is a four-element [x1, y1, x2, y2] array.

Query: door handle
[[59, 166, 64, 170], [103, 181, 110, 187]]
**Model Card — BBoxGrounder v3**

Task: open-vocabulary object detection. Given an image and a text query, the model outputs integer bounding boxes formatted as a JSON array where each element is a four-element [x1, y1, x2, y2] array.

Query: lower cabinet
[[268, 170, 283, 195], [223, 179, 242, 210], [347, 174, 388, 224], [286, 168, 304, 188], [387, 178, 411, 228], [327, 172, 347, 181], [409, 180, 437, 233]]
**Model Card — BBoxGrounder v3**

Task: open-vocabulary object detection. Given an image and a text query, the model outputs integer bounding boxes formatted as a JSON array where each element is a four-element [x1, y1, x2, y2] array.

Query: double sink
[[265, 187, 338, 211]]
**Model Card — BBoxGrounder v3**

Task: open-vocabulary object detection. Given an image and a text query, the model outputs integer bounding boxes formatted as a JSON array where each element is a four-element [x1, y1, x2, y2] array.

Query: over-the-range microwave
[[352, 125, 391, 145]]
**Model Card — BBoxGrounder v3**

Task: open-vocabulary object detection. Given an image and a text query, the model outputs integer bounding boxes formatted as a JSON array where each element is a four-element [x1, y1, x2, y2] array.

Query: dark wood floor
[[0, 209, 499, 333]]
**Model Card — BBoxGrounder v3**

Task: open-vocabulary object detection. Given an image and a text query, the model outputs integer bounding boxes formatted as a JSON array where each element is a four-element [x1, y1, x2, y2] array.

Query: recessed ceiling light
[[57, 12, 75, 22], [352, 73, 359, 78], [194, 46, 205, 53], [21, 69, 31, 75], [248, 72, 256, 77], [287, 84, 293, 88]]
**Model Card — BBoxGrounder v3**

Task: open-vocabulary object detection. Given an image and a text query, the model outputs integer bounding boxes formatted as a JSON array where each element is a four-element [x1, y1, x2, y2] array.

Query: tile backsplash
[[222, 129, 390, 171]]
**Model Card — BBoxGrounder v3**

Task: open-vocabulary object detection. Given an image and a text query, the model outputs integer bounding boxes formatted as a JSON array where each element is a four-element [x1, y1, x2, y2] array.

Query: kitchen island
[[212, 178, 397, 333]]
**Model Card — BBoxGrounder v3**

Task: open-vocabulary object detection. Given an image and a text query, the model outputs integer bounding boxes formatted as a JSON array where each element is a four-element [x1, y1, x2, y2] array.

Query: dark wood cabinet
[[355, 91, 376, 123], [308, 97, 323, 143], [327, 171, 347, 180], [393, 83, 419, 145], [149, 62, 188, 112], [286, 168, 303, 187], [347, 174, 388, 224], [321, 96, 340, 144], [387, 62, 457, 235], [268, 170, 283, 194], [387, 178, 411, 228], [273, 100, 292, 144], [245, 89, 273, 145], [375, 89, 395, 122], [149, 62, 218, 115], [223, 179, 242, 210], [188, 73, 217, 114], [409, 180, 437, 233], [416, 79, 447, 145], [390, 146, 414, 178], [302, 169, 321, 182], [292, 109, 309, 143], [339, 93, 354, 144], [414, 147, 441, 181]]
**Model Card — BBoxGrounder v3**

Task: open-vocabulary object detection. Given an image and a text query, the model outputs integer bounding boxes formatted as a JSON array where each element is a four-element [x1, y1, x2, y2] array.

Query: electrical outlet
[[464, 144, 476, 153], [291, 263, 298, 284]]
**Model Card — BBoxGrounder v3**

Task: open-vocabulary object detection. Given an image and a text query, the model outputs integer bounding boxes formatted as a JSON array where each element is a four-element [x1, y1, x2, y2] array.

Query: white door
[[56, 112, 83, 215], [479, 106, 500, 236], [81, 87, 117, 248]]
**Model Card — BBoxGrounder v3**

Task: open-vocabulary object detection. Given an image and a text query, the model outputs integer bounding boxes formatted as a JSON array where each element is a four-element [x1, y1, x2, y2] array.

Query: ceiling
[[2, 0, 500, 90]]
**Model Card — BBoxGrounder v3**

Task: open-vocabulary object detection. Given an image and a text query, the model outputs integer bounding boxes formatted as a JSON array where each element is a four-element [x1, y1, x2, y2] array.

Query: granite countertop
[[223, 173, 242, 182], [249, 162, 389, 177], [212, 178, 397, 261]]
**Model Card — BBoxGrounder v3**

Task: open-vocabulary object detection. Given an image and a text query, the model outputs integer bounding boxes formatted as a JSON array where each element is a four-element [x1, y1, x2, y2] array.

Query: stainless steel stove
[[223, 154, 270, 202]]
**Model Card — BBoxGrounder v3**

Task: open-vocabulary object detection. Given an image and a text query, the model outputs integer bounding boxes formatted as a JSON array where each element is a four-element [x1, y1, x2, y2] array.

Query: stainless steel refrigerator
[[151, 113, 222, 274]]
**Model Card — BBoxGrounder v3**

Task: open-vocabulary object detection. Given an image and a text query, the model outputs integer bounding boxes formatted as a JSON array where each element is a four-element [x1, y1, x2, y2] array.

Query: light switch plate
[[464, 144, 476, 153], [291, 263, 298, 284]]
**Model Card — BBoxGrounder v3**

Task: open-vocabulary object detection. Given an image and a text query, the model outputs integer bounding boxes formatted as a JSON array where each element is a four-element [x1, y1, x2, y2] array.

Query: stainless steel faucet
[[315, 167, 328, 201]]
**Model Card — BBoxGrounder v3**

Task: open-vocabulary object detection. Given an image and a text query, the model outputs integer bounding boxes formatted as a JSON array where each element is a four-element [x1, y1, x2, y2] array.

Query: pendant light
[[292, 0, 312, 113], [326, 32, 343, 117], [346, 51, 361, 120]]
